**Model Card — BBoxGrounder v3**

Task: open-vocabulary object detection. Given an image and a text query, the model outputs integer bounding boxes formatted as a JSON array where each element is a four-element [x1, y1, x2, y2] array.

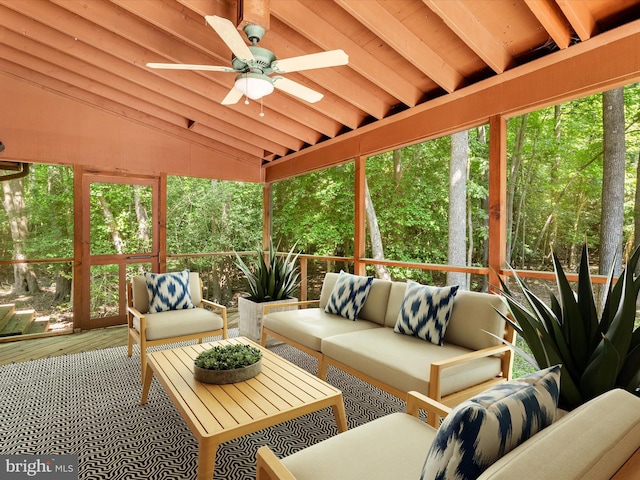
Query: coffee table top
[[145, 337, 344, 444]]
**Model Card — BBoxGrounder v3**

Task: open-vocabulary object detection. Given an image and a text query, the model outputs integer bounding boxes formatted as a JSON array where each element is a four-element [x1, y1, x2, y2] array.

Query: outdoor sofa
[[256, 374, 640, 480], [261, 271, 514, 406]]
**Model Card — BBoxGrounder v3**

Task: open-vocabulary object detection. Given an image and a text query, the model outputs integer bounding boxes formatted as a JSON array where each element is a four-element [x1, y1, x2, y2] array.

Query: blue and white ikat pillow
[[393, 281, 459, 346], [420, 365, 561, 480], [324, 271, 374, 321], [144, 270, 195, 314]]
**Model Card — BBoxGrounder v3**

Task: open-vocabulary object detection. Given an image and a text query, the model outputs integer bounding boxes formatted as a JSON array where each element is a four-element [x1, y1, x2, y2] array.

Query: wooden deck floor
[[0, 310, 239, 366]]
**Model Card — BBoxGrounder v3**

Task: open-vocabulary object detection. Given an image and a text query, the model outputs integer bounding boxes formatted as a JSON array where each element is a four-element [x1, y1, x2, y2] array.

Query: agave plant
[[498, 243, 640, 410], [234, 238, 301, 303]]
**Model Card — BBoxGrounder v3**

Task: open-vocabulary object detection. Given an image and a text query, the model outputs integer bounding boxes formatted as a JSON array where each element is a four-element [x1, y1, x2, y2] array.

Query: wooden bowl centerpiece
[[194, 343, 262, 384]]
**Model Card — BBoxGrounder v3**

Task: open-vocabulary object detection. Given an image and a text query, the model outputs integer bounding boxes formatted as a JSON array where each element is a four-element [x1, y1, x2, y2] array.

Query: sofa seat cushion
[[282, 412, 437, 480], [477, 388, 640, 480], [321, 328, 502, 397], [134, 308, 224, 341], [263, 308, 380, 352]]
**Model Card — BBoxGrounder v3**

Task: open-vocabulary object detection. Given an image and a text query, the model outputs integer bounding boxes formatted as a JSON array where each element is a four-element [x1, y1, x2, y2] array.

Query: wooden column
[[72, 165, 84, 331], [158, 173, 167, 273], [354, 156, 366, 275], [262, 183, 272, 248], [488, 115, 507, 290]]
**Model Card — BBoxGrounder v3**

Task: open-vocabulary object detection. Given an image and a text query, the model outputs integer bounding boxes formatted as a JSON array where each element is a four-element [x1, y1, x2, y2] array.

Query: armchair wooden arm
[[428, 344, 512, 406], [201, 298, 228, 337]]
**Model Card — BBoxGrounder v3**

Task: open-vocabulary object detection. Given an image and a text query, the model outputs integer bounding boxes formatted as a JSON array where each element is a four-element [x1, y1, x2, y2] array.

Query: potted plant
[[193, 343, 263, 384], [498, 242, 640, 410], [234, 238, 302, 343]]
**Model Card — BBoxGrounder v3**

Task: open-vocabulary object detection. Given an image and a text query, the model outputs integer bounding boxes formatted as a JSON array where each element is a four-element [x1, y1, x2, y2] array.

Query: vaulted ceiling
[[1, 0, 640, 183]]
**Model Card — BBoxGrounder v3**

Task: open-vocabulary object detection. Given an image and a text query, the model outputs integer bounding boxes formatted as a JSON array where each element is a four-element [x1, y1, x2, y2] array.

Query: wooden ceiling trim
[[335, 0, 463, 93], [0, 2, 306, 153], [270, 0, 423, 107], [265, 19, 640, 182], [557, 0, 597, 41], [524, 0, 572, 49], [47, 0, 335, 143], [0, 69, 260, 175], [422, 0, 515, 74]]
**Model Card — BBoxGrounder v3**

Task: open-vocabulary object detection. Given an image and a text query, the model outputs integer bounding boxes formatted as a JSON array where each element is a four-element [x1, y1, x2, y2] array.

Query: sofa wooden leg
[[318, 357, 329, 379]]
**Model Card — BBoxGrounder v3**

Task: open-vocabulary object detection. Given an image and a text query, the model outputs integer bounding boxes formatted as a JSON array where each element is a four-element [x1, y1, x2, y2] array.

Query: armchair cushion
[[144, 270, 195, 313], [133, 308, 224, 341], [393, 281, 459, 345], [420, 365, 560, 480], [324, 271, 374, 320]]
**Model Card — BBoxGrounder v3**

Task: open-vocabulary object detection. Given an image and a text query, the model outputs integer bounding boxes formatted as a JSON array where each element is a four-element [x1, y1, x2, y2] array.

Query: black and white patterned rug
[[0, 331, 405, 479]]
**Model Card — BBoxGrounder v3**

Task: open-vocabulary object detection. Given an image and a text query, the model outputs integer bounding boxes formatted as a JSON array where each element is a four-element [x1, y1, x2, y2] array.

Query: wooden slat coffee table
[[141, 337, 348, 480]]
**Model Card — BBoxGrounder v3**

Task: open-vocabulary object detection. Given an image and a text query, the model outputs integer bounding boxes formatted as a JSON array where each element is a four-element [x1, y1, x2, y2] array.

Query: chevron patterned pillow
[[393, 281, 459, 345], [420, 365, 561, 480], [324, 271, 374, 320], [144, 270, 195, 314]]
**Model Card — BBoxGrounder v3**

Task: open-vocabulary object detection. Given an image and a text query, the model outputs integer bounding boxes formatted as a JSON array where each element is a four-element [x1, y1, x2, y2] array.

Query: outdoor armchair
[[127, 270, 228, 382]]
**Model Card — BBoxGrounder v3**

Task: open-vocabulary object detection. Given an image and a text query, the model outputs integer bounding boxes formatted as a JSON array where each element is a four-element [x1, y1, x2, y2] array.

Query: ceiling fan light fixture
[[234, 73, 274, 100]]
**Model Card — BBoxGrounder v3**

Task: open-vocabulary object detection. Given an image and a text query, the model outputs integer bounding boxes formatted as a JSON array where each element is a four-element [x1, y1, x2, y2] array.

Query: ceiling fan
[[147, 15, 348, 105]]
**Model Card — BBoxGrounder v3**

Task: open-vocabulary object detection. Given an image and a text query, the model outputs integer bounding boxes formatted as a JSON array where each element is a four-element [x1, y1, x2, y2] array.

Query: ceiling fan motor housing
[[232, 46, 276, 74]]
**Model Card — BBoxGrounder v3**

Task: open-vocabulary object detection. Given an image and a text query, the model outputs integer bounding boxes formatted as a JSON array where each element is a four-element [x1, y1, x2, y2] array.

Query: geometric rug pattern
[[0, 329, 405, 479]]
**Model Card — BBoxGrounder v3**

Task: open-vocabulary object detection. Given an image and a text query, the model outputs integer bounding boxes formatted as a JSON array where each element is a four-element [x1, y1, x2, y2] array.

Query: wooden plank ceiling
[[1, 0, 639, 182]]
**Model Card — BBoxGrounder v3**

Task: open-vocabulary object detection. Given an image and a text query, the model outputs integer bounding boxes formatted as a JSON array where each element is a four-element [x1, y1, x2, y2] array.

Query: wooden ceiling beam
[[524, 0, 573, 49], [270, 0, 423, 107], [336, 0, 463, 93], [0, 3, 297, 155], [557, 0, 597, 41], [0, 32, 276, 160], [109, 0, 348, 137], [422, 0, 515, 74], [0, 1, 304, 151], [265, 19, 640, 182], [0, 64, 260, 170], [266, 26, 390, 120], [46, 0, 334, 143]]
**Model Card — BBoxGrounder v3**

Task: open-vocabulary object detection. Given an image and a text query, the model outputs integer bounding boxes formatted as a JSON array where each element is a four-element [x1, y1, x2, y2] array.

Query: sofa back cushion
[[319, 272, 391, 325], [444, 290, 508, 350], [131, 271, 201, 314]]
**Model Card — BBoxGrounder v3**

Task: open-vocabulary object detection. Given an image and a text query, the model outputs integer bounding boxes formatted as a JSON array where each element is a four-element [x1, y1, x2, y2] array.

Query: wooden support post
[[158, 173, 167, 273], [354, 156, 366, 275], [488, 115, 507, 290]]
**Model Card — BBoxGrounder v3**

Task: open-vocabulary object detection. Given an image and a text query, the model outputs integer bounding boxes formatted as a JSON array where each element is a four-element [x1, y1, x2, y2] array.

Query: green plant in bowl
[[195, 344, 262, 370]]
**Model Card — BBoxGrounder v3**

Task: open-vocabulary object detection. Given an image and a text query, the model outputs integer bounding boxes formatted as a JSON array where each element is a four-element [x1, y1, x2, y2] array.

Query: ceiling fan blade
[[205, 15, 254, 63], [146, 63, 235, 72], [272, 50, 349, 73], [273, 77, 323, 103], [221, 87, 243, 105]]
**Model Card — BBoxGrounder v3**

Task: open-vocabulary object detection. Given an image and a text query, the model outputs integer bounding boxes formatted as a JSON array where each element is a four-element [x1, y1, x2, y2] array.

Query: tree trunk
[[393, 149, 402, 185], [97, 194, 124, 254], [364, 178, 390, 280], [506, 114, 528, 265], [448, 130, 468, 288], [54, 263, 72, 302], [599, 88, 625, 276], [2, 175, 40, 294], [634, 151, 640, 273], [133, 185, 150, 243]]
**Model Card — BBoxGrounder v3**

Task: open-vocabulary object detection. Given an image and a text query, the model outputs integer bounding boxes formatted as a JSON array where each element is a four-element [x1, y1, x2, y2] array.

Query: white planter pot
[[238, 296, 298, 346]]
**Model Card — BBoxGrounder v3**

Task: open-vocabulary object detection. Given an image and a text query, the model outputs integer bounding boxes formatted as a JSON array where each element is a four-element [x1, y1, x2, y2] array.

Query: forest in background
[[1, 84, 640, 320]]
